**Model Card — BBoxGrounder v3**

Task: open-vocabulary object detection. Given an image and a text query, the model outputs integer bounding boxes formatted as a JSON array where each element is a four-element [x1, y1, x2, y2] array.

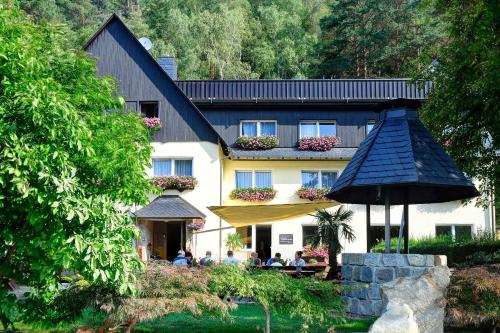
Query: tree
[[225, 233, 245, 251], [0, 4, 153, 327], [310, 207, 355, 268], [415, 0, 499, 212]]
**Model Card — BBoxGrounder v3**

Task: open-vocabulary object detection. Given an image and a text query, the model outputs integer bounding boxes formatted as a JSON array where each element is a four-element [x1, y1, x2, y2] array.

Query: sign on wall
[[279, 234, 293, 245]]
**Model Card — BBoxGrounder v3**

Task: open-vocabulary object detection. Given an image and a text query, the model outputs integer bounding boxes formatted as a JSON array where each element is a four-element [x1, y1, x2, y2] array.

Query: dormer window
[[240, 120, 277, 137], [299, 121, 336, 138], [366, 119, 376, 135]]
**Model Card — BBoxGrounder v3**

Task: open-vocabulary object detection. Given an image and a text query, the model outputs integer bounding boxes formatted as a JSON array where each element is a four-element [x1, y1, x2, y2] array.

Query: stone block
[[360, 266, 373, 282], [407, 254, 426, 266], [412, 267, 427, 277], [341, 296, 352, 309], [373, 300, 384, 316], [341, 253, 351, 265], [341, 265, 353, 280], [359, 300, 375, 316], [349, 297, 360, 314], [434, 255, 447, 266], [382, 254, 407, 267], [350, 253, 365, 265], [364, 253, 383, 266], [375, 267, 395, 283], [425, 255, 435, 267], [352, 266, 361, 281], [350, 281, 368, 299], [396, 266, 412, 278], [368, 283, 381, 300]]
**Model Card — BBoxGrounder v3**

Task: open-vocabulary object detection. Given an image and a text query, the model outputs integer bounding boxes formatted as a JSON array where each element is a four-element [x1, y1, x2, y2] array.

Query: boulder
[[369, 302, 419, 333], [380, 266, 450, 333]]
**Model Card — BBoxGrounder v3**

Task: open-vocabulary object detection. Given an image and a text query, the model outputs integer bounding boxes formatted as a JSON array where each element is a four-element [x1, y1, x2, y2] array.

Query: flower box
[[230, 188, 276, 201], [152, 175, 197, 191], [235, 135, 278, 150], [143, 117, 161, 130], [296, 187, 330, 201], [297, 136, 341, 151], [303, 245, 329, 260], [187, 221, 205, 230]]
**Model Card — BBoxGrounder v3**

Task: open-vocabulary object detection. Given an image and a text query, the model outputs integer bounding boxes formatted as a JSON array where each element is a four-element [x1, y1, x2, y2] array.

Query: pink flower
[[152, 176, 197, 191], [143, 117, 161, 130], [297, 136, 341, 151], [230, 188, 276, 201], [187, 221, 205, 230], [296, 187, 330, 201], [302, 245, 329, 258], [235, 136, 278, 150]]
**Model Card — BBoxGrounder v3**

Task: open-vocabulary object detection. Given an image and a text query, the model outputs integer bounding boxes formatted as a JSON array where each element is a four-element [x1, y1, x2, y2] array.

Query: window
[[153, 159, 193, 176], [436, 225, 472, 240], [236, 171, 272, 189], [299, 121, 336, 138], [302, 226, 318, 246], [241, 121, 277, 137], [301, 171, 337, 188], [369, 226, 400, 249], [366, 120, 376, 135], [140, 101, 159, 118], [236, 226, 252, 249]]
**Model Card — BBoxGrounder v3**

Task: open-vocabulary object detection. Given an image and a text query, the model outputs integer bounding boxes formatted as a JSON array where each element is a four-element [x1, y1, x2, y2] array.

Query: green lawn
[[10, 304, 374, 333]]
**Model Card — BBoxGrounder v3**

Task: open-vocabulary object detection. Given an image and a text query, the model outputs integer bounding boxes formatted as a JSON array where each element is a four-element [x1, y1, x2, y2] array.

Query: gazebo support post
[[403, 203, 409, 254], [385, 193, 391, 253], [366, 204, 371, 252]]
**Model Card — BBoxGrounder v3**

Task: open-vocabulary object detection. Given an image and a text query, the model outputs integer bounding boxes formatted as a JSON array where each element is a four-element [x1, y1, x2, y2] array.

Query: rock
[[424, 255, 435, 267], [364, 253, 383, 266], [342, 253, 351, 265], [396, 267, 412, 277], [359, 300, 375, 316], [350, 281, 368, 299], [380, 266, 450, 333], [412, 267, 427, 277], [382, 254, 407, 266], [341, 265, 353, 280], [360, 266, 373, 282], [407, 254, 426, 266], [352, 266, 361, 280], [369, 302, 419, 333], [434, 255, 447, 266], [373, 300, 384, 316], [375, 267, 395, 283], [350, 253, 365, 265], [368, 283, 381, 300]]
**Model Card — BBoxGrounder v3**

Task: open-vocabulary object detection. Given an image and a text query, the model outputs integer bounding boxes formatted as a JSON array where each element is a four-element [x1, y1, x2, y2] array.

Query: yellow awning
[[208, 202, 339, 228]]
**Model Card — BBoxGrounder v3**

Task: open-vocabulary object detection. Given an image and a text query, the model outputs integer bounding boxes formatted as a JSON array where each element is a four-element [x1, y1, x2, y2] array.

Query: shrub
[[152, 175, 197, 191], [296, 187, 330, 201], [142, 117, 161, 130], [446, 264, 500, 329], [230, 188, 276, 201], [298, 136, 341, 151], [235, 136, 278, 150], [371, 234, 500, 267]]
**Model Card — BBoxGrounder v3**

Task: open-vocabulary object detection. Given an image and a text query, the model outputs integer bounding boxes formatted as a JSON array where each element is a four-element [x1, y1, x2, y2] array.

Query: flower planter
[[297, 136, 341, 151], [296, 187, 330, 201], [235, 135, 278, 150], [302, 245, 329, 260], [230, 188, 276, 201], [152, 175, 197, 191], [143, 117, 161, 130], [187, 221, 205, 231]]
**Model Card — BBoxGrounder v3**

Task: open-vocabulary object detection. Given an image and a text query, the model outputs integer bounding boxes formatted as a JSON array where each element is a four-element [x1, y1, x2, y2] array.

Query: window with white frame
[[366, 119, 376, 135], [235, 171, 272, 189], [299, 121, 336, 138], [301, 171, 337, 189], [240, 120, 277, 137], [152, 159, 193, 176], [435, 225, 472, 240]]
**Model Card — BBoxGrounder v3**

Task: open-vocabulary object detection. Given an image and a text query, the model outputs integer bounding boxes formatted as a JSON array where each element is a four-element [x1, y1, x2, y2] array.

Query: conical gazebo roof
[[327, 99, 479, 205]]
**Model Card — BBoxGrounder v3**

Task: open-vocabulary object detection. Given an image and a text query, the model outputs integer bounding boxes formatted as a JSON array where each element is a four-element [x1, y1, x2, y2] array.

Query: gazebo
[[327, 98, 479, 253]]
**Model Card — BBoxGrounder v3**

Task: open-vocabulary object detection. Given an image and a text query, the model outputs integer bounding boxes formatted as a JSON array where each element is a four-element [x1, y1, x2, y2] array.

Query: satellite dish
[[138, 37, 153, 51]]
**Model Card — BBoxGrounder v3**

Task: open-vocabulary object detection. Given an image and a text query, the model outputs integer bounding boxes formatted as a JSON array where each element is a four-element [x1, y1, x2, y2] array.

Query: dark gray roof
[[229, 147, 357, 160], [328, 100, 479, 205], [135, 195, 206, 219], [176, 79, 430, 103]]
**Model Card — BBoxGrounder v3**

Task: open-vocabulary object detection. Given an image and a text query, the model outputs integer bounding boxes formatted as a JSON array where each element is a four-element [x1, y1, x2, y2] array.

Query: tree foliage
[[0, 2, 153, 327]]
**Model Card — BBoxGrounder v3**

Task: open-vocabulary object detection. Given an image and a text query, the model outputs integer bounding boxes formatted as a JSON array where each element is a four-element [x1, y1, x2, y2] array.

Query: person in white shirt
[[223, 250, 240, 265], [290, 251, 306, 272]]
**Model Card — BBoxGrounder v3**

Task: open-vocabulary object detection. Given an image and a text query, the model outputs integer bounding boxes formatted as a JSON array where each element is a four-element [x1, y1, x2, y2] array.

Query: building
[[84, 15, 495, 262]]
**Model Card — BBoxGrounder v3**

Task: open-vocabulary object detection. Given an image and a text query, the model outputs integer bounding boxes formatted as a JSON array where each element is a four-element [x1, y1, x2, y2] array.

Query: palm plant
[[225, 233, 245, 251], [310, 206, 356, 268]]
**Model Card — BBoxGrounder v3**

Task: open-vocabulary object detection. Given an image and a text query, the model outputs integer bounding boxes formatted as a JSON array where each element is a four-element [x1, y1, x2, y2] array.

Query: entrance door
[[256, 225, 272, 261], [152, 221, 186, 261]]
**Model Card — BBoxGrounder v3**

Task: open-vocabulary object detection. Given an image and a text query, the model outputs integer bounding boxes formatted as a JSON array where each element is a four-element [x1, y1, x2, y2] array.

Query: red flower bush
[[235, 136, 278, 150], [230, 188, 276, 201], [296, 187, 330, 201], [143, 117, 161, 130], [297, 136, 341, 151], [302, 245, 329, 259], [152, 175, 197, 191]]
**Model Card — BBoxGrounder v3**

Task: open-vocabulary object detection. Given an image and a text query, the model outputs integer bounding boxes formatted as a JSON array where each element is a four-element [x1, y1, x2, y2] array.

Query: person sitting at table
[[200, 250, 214, 266], [266, 252, 282, 266], [173, 250, 191, 266], [223, 250, 240, 265], [290, 251, 306, 271], [249, 252, 262, 268]]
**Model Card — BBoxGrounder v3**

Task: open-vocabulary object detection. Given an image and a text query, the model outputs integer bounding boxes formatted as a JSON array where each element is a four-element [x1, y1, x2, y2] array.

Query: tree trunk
[[262, 304, 271, 333], [328, 245, 337, 268], [209, 62, 215, 80]]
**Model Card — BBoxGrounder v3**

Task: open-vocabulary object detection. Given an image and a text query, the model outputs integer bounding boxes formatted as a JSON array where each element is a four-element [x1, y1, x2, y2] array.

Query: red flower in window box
[[297, 136, 341, 151], [296, 187, 330, 201]]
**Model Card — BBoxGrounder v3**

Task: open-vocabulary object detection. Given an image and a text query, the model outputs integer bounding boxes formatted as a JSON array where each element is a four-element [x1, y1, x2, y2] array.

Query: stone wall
[[341, 253, 447, 317]]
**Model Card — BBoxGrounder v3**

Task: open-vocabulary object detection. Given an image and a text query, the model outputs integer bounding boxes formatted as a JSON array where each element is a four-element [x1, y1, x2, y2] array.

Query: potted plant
[[296, 187, 330, 201], [230, 188, 276, 201], [143, 117, 161, 130], [235, 135, 278, 150], [152, 175, 198, 191], [297, 136, 341, 151], [187, 221, 205, 231]]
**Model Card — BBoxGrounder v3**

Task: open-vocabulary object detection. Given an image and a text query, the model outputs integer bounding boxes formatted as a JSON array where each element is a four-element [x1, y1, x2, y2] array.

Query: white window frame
[[435, 224, 474, 241], [152, 158, 194, 176], [240, 120, 278, 137], [299, 120, 336, 138], [302, 224, 319, 247], [235, 170, 273, 189], [366, 119, 376, 135], [301, 170, 338, 188]]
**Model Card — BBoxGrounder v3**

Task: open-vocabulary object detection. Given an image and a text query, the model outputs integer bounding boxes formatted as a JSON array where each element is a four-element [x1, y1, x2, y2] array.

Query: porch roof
[[135, 195, 206, 219]]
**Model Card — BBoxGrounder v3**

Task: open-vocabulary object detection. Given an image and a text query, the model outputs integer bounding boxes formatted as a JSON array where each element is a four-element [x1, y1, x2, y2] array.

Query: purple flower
[[235, 136, 278, 150], [303, 245, 329, 258], [297, 136, 341, 151], [187, 221, 205, 230], [296, 187, 331, 201], [143, 117, 161, 130], [152, 176, 198, 191], [230, 188, 276, 201]]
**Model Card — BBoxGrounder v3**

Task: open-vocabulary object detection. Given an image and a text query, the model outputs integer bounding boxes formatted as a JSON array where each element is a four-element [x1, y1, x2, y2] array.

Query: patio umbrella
[[327, 99, 479, 253]]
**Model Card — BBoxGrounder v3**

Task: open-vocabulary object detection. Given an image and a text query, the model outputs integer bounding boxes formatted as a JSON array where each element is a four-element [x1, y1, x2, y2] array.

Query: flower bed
[[296, 187, 330, 201], [303, 245, 329, 259], [230, 188, 276, 201], [235, 135, 278, 150], [187, 221, 205, 231], [297, 136, 341, 151], [143, 117, 161, 130], [152, 175, 197, 191]]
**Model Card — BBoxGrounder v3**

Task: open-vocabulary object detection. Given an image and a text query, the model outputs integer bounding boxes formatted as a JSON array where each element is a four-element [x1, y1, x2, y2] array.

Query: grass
[[9, 304, 374, 333]]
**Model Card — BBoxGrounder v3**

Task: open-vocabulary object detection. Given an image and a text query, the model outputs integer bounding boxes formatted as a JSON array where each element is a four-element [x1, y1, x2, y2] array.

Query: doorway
[[256, 225, 272, 261], [152, 221, 186, 261]]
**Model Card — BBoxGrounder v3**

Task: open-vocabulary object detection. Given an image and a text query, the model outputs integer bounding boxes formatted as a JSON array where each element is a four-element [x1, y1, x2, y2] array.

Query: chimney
[[158, 56, 177, 80]]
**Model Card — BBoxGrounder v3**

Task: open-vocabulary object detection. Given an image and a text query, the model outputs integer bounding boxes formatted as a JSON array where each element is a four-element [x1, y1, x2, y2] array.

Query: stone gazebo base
[[341, 253, 447, 317]]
